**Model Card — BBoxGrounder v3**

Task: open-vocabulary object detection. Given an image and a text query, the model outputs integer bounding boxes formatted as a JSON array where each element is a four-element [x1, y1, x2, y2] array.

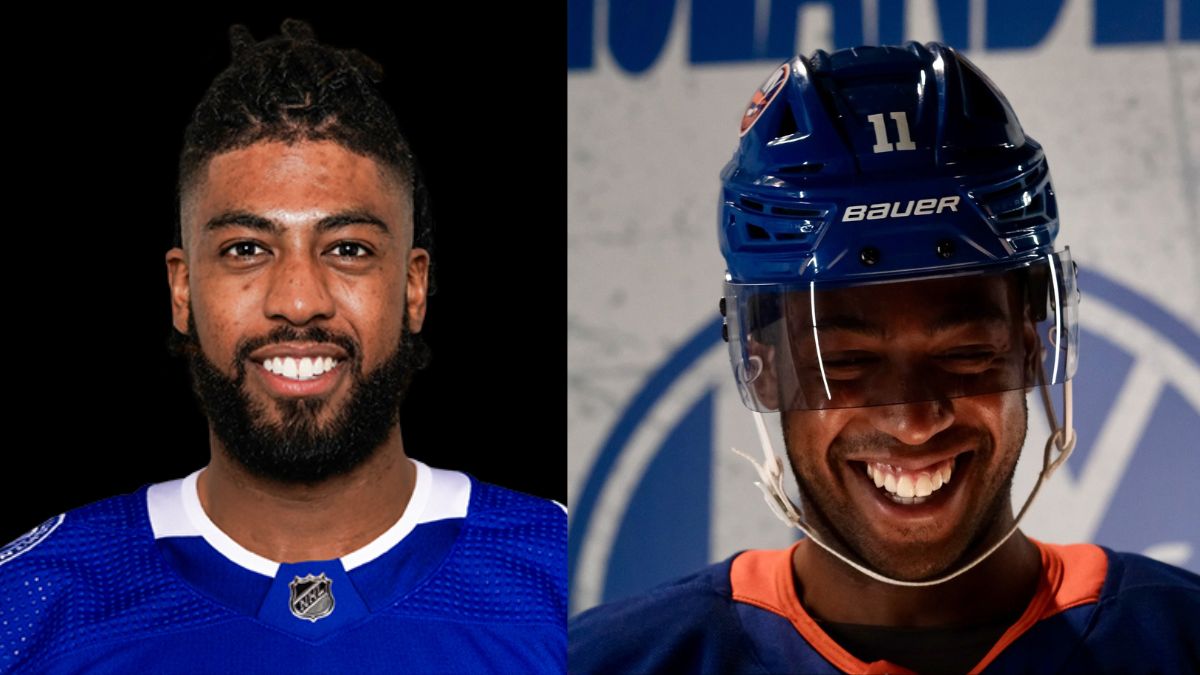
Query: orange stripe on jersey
[[966, 538, 1107, 673], [729, 538, 1107, 675], [730, 543, 916, 674]]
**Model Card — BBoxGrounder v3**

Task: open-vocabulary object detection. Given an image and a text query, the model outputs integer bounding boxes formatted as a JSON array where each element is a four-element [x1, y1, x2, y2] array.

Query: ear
[[405, 247, 430, 333], [1021, 305, 1042, 382], [166, 247, 190, 333], [746, 337, 780, 411]]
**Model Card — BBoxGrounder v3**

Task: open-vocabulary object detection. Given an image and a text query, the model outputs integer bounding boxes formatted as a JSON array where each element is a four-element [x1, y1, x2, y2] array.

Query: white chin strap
[[731, 376, 1076, 588]]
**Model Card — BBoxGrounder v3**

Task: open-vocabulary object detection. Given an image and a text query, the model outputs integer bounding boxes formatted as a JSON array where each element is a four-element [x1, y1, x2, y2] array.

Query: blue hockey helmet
[[718, 42, 1078, 413]]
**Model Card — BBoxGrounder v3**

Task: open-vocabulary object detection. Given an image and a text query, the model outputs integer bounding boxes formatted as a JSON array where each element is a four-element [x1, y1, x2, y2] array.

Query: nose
[[263, 251, 335, 325], [864, 398, 955, 446]]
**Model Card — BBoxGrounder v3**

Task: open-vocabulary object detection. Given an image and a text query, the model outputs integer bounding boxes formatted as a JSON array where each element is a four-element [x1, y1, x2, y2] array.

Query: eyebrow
[[814, 315, 886, 338], [925, 302, 1011, 336], [809, 303, 1010, 338], [203, 209, 393, 236]]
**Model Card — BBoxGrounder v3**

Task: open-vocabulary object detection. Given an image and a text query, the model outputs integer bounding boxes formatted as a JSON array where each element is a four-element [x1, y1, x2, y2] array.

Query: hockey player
[[570, 42, 1198, 674], [0, 19, 565, 674]]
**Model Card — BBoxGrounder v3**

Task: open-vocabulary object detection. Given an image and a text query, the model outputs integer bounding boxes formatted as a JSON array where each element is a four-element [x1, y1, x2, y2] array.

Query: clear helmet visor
[[725, 249, 1079, 412]]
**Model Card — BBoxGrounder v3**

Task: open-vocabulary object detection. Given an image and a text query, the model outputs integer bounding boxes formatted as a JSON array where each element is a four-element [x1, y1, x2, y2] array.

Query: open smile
[[847, 451, 975, 519], [866, 457, 956, 505], [252, 356, 346, 397], [246, 343, 353, 398]]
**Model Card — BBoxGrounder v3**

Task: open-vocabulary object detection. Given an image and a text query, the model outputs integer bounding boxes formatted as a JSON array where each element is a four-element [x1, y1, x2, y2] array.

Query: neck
[[197, 425, 416, 563], [792, 524, 1042, 627]]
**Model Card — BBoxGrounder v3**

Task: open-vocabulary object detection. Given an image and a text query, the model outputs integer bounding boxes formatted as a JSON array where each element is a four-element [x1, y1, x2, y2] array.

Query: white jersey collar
[[147, 458, 470, 577]]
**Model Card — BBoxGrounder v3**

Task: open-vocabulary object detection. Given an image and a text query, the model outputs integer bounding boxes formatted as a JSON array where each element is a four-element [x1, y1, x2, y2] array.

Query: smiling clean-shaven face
[[780, 274, 1031, 582]]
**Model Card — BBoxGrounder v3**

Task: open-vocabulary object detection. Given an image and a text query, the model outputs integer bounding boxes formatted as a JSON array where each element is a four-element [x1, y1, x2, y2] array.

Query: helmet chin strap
[[731, 372, 1076, 588]]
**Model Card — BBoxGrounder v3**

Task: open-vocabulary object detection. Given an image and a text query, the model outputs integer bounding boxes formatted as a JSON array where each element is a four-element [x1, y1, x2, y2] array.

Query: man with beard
[[0, 19, 565, 674], [570, 43, 1198, 674]]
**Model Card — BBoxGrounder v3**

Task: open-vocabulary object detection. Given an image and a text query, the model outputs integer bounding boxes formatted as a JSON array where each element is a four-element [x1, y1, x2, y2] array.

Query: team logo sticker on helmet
[[289, 572, 335, 622], [739, 62, 790, 137]]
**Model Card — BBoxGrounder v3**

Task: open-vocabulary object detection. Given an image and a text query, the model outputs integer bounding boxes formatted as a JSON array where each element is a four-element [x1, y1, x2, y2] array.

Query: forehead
[[183, 140, 411, 240], [787, 272, 1020, 333]]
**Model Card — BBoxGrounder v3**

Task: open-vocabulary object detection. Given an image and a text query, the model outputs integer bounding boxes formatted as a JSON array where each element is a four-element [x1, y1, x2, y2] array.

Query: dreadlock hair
[[175, 18, 435, 294]]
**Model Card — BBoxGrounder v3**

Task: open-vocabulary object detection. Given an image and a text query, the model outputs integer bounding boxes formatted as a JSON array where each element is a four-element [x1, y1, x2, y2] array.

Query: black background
[[2, 9, 562, 543]]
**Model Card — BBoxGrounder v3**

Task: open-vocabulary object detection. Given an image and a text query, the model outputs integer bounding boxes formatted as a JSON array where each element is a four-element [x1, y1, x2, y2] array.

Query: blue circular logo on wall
[[569, 269, 1200, 614]]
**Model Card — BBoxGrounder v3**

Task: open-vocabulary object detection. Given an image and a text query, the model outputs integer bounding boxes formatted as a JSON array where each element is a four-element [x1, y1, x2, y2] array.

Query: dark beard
[[168, 310, 430, 485]]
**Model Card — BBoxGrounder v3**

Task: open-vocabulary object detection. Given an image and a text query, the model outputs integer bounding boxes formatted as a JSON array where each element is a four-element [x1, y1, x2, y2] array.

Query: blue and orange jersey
[[1, 460, 567, 674], [569, 539, 1200, 674]]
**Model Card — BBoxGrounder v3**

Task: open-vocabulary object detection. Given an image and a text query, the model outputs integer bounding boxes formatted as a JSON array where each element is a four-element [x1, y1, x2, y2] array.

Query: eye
[[817, 351, 880, 380], [328, 242, 373, 258], [935, 347, 999, 373], [221, 241, 269, 259]]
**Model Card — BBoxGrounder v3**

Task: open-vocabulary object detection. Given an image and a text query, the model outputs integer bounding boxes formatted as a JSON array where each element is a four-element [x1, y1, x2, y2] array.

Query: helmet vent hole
[[772, 206, 821, 217], [774, 101, 799, 139], [779, 163, 824, 175], [1027, 192, 1044, 214], [740, 198, 765, 212], [746, 224, 771, 240]]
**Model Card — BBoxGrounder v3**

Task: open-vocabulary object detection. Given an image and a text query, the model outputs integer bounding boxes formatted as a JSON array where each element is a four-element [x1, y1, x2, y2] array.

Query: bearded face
[[171, 307, 429, 484]]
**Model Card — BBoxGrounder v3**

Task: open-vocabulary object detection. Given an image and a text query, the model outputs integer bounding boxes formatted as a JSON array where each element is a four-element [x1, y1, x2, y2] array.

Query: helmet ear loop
[[1034, 259, 1077, 479], [1037, 349, 1076, 479], [730, 410, 804, 526]]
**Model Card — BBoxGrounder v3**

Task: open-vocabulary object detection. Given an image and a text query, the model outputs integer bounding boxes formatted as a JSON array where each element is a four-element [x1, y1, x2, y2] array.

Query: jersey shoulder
[[1085, 547, 1200, 653], [1018, 546, 1200, 674], [394, 475, 566, 628], [570, 555, 763, 675], [1, 486, 153, 586], [0, 486, 231, 673], [461, 475, 566, 575], [1099, 547, 1200, 595]]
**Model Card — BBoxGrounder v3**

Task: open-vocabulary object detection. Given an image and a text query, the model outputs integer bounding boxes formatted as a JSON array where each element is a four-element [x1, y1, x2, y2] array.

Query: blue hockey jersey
[[1, 460, 566, 674], [570, 539, 1200, 674]]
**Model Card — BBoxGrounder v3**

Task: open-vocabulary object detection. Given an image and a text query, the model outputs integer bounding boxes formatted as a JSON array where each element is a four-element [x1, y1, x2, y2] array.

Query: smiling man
[[570, 43, 1198, 674], [0, 20, 565, 674]]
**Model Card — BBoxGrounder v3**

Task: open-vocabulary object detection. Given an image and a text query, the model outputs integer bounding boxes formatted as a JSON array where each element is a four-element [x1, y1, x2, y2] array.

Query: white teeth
[[866, 457, 958, 505], [915, 474, 933, 498], [261, 355, 340, 381]]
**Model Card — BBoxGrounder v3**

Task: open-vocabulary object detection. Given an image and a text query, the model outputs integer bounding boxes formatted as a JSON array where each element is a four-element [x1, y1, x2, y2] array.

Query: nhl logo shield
[[289, 573, 335, 622]]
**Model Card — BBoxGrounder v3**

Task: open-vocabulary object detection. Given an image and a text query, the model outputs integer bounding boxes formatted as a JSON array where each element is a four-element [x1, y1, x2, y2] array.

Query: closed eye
[[935, 348, 999, 373], [818, 351, 880, 380]]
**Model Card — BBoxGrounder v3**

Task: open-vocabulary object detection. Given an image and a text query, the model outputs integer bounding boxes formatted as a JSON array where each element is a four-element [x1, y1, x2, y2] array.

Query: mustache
[[829, 424, 989, 461], [232, 325, 360, 375]]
